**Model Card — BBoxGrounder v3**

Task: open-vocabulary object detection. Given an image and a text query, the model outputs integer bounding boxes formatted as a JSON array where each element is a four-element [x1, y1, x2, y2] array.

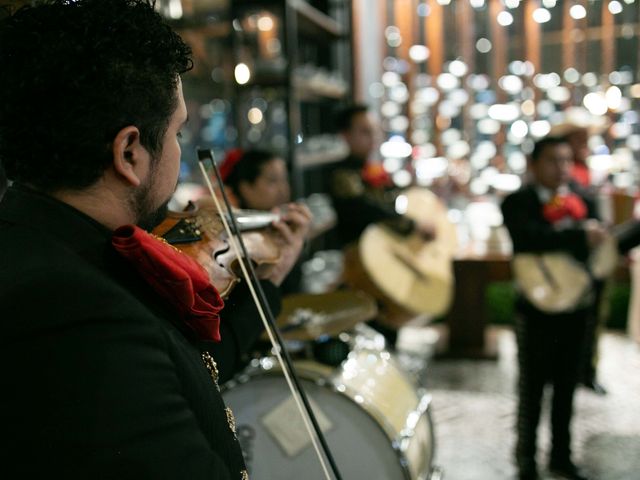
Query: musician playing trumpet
[[501, 136, 605, 480]]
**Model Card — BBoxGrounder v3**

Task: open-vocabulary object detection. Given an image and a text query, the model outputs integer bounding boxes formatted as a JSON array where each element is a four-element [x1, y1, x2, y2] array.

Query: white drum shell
[[222, 350, 435, 479]]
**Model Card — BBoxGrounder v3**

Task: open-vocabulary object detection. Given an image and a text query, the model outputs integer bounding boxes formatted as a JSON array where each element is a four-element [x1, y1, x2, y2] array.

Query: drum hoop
[[222, 356, 434, 479]]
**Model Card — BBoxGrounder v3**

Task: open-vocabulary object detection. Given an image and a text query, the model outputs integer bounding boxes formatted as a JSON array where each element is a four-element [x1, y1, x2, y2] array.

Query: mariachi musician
[[501, 136, 605, 480], [220, 148, 312, 295], [0, 1, 309, 478], [330, 105, 440, 346], [330, 104, 436, 247]]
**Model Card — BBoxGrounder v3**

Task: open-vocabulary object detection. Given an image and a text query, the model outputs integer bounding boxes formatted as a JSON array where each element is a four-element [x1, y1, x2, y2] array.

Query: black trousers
[[514, 303, 588, 469]]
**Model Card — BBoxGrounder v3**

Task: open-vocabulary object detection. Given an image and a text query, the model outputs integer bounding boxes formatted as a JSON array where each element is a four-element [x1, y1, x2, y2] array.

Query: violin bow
[[196, 148, 342, 480]]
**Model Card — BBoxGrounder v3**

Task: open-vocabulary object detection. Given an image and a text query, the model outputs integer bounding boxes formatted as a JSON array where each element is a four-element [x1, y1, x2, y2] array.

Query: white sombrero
[[548, 106, 611, 137]]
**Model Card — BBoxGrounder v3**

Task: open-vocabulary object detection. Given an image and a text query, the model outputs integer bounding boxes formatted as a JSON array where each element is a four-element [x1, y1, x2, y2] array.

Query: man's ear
[[112, 126, 149, 187]]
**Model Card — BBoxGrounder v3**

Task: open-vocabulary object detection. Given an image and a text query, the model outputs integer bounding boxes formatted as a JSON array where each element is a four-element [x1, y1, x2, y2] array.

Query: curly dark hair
[[0, 0, 192, 192]]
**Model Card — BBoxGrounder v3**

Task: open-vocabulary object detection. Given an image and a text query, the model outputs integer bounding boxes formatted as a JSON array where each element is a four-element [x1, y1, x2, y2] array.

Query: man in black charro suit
[[0, 1, 307, 478], [501, 137, 606, 480], [329, 105, 417, 248]]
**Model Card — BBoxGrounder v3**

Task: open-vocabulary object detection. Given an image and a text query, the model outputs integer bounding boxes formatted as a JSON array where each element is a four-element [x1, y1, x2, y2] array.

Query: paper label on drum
[[261, 396, 333, 457]]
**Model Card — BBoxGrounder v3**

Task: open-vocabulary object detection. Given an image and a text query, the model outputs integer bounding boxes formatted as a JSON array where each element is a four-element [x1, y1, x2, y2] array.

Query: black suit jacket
[[501, 182, 598, 315], [501, 182, 596, 261], [0, 185, 277, 479], [328, 156, 414, 247]]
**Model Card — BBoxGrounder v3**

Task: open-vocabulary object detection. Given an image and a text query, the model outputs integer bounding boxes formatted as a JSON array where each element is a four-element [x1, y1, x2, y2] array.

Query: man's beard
[[131, 172, 174, 232]]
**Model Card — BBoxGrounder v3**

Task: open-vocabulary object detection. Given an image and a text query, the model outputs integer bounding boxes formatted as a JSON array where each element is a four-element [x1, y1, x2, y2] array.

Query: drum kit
[[221, 289, 443, 479]]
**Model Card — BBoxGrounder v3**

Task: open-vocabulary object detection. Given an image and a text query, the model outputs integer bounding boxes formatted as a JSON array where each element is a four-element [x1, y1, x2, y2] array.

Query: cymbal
[[268, 290, 378, 342]]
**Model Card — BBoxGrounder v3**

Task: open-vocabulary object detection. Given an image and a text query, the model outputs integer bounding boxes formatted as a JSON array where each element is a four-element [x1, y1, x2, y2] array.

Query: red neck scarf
[[542, 192, 588, 224], [112, 225, 224, 342]]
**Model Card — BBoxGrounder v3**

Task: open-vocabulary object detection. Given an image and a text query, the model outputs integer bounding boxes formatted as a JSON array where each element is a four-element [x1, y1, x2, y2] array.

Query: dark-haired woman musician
[[220, 148, 311, 294]]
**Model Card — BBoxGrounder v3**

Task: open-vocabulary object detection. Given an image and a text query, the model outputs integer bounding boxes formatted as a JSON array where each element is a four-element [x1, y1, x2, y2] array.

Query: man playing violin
[[0, 1, 307, 478]]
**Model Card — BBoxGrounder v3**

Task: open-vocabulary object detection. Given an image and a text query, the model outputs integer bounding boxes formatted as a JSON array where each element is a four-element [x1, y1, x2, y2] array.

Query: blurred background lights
[[499, 75, 524, 95], [582, 72, 598, 87], [392, 170, 413, 188], [488, 104, 520, 123], [583, 92, 608, 115], [234, 63, 251, 85], [476, 38, 492, 53], [547, 86, 571, 103], [409, 45, 430, 63], [380, 138, 413, 158], [608, 1, 623, 14], [510, 120, 529, 139], [569, 5, 587, 19], [257, 15, 274, 31], [383, 157, 404, 173], [247, 107, 263, 125], [497, 11, 514, 26], [449, 60, 469, 77], [521, 100, 536, 116], [441, 128, 462, 145], [508, 152, 527, 174], [437, 73, 460, 90], [563, 67, 581, 84], [415, 157, 449, 181], [490, 174, 522, 193], [605, 86, 622, 110], [532, 8, 551, 23], [477, 118, 501, 135], [530, 120, 551, 138]]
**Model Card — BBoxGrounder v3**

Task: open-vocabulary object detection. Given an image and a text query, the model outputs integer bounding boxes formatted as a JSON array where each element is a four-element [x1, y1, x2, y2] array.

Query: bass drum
[[222, 348, 438, 480]]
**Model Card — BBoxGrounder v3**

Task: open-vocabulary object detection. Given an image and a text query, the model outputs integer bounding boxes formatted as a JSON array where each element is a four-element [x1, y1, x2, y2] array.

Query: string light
[[497, 11, 514, 26], [257, 16, 274, 31], [608, 1, 623, 14], [476, 38, 492, 53], [569, 5, 587, 19], [532, 8, 551, 23], [234, 63, 251, 85]]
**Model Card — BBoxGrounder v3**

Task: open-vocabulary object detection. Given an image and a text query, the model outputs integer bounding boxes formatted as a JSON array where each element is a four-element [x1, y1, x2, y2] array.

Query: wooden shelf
[[295, 80, 348, 101], [297, 147, 348, 168], [289, 0, 344, 39]]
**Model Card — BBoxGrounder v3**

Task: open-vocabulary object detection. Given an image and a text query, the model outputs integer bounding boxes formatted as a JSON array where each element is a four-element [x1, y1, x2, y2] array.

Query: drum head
[[224, 373, 412, 479]]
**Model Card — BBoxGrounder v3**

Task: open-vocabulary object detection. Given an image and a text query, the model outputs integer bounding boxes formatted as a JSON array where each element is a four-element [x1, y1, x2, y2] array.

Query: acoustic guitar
[[345, 187, 457, 328], [512, 227, 620, 313]]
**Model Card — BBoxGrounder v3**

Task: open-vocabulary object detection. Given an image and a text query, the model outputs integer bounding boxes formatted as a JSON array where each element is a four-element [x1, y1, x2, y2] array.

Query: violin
[[152, 201, 282, 298]]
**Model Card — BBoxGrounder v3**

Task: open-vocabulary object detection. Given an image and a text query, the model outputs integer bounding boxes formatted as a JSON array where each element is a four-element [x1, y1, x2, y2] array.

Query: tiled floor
[[398, 328, 640, 480]]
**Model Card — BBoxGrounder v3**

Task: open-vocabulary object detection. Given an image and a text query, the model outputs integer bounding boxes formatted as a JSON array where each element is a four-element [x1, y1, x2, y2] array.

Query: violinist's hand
[[263, 202, 313, 286]]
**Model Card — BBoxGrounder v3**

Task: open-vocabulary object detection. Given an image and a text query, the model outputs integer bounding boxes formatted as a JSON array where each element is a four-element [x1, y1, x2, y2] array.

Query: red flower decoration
[[542, 193, 588, 224], [219, 148, 244, 182], [112, 225, 224, 342], [362, 162, 393, 189]]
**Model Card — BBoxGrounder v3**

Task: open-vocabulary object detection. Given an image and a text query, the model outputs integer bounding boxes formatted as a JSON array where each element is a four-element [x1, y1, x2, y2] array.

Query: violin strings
[[197, 160, 336, 480]]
